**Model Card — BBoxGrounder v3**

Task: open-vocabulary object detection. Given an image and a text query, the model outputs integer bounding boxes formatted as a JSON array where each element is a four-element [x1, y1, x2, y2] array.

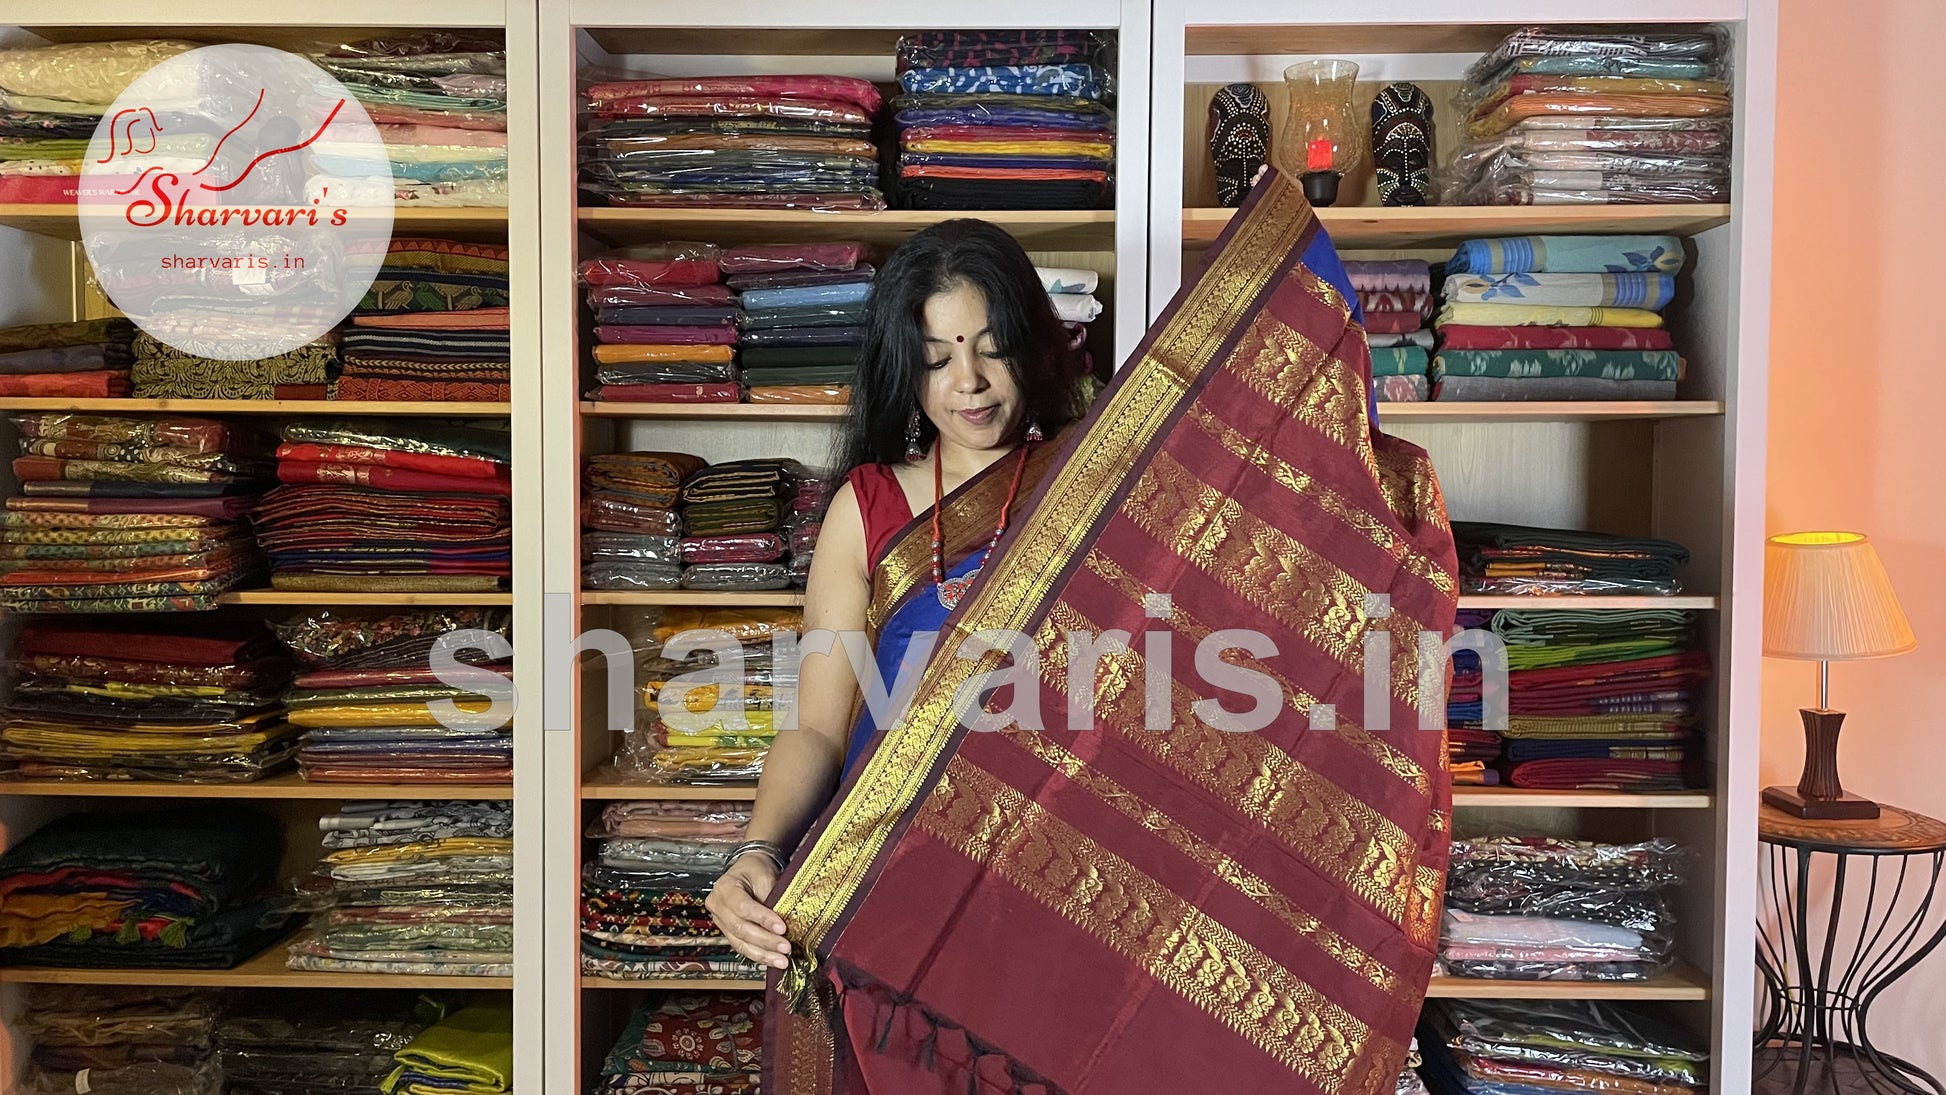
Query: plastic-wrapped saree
[[769, 168, 1459, 1095]]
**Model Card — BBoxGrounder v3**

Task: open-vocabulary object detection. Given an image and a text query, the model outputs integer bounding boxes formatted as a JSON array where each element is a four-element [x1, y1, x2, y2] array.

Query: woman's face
[[917, 280, 1024, 454]]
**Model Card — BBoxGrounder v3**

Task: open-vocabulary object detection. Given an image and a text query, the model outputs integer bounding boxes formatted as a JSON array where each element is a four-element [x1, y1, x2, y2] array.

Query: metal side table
[[1755, 802, 1946, 1094]]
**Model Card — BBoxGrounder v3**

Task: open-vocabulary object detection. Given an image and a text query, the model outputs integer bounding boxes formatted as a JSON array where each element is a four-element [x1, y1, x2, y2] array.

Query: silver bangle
[[729, 839, 789, 872]]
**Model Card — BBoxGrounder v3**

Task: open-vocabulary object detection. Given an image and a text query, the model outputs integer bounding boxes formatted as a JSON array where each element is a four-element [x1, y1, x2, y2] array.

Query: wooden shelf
[[583, 25, 906, 55], [583, 975, 765, 990], [581, 402, 847, 422], [0, 772, 513, 799], [1453, 787, 1712, 809], [577, 775, 1706, 809], [218, 590, 514, 606], [582, 591, 804, 607], [581, 767, 756, 800], [0, 934, 513, 990], [0, 203, 507, 242], [1457, 596, 1718, 610], [579, 208, 1115, 250], [1382, 402, 1724, 423], [1185, 22, 1609, 57], [1182, 205, 1733, 249], [580, 402, 1720, 424], [574, 967, 1709, 999], [1426, 962, 1709, 1001], [0, 398, 510, 416]]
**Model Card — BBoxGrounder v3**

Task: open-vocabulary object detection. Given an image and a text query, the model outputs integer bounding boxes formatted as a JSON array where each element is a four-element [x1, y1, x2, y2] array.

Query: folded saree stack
[[1432, 234, 1686, 401], [787, 469, 832, 586], [0, 318, 136, 399], [1455, 521, 1689, 596], [1344, 259, 1437, 401], [0, 39, 195, 204], [219, 990, 438, 1095], [288, 800, 514, 976], [255, 419, 511, 593], [616, 606, 800, 784], [338, 238, 513, 401], [1443, 26, 1732, 206], [273, 607, 513, 783], [581, 800, 764, 982], [0, 805, 297, 969], [1439, 837, 1683, 982], [2, 617, 298, 782], [733, 242, 872, 403], [583, 243, 741, 403], [893, 30, 1116, 210], [582, 75, 884, 211], [17, 985, 222, 1095], [309, 33, 510, 208], [3, 413, 268, 612], [381, 1002, 514, 1094], [131, 333, 341, 401], [583, 450, 704, 590], [677, 459, 801, 590], [1446, 608, 1501, 786], [594, 993, 763, 1093], [1493, 608, 1705, 791], [1418, 998, 1708, 1094]]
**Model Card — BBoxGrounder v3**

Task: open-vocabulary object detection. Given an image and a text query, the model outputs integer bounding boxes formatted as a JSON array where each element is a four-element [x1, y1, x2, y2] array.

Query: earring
[[904, 410, 925, 462], [1025, 420, 1045, 443]]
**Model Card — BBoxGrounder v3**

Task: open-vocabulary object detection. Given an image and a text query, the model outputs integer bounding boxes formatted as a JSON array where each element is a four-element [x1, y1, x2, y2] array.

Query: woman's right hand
[[707, 855, 790, 970]]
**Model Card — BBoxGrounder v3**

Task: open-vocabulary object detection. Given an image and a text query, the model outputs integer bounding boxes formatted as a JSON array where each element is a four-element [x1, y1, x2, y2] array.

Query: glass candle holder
[[1278, 59, 1368, 207]]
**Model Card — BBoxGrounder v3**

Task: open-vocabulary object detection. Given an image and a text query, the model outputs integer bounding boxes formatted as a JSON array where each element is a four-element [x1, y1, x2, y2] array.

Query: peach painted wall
[[1765, 0, 1946, 1076]]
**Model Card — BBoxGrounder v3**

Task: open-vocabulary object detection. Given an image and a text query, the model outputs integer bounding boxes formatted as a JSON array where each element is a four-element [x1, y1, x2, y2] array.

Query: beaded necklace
[[930, 440, 1032, 609]]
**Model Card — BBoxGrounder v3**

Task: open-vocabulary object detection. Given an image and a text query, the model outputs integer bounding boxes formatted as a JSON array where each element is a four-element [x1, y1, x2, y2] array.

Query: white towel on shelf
[[1050, 293, 1102, 324], [1037, 266, 1099, 295]]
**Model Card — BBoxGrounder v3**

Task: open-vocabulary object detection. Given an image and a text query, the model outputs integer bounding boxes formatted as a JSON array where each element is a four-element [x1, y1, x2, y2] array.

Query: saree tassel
[[778, 947, 821, 1014], [919, 1019, 939, 1072], [874, 990, 907, 1054]]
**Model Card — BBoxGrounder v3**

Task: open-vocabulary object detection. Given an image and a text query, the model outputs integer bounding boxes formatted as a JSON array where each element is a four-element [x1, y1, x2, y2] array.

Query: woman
[[705, 219, 1086, 969]]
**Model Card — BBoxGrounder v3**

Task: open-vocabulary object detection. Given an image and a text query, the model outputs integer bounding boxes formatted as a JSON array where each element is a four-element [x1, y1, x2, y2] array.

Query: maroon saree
[[768, 169, 1459, 1095]]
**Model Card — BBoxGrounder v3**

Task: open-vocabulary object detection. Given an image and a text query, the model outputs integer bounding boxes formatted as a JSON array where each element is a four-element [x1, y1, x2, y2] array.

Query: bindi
[[955, 335, 965, 343]]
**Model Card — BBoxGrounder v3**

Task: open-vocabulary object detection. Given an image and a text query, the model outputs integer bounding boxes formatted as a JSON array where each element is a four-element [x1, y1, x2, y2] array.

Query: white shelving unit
[[1148, 2, 1777, 1089], [537, 2, 1149, 1090], [0, 4, 543, 1091]]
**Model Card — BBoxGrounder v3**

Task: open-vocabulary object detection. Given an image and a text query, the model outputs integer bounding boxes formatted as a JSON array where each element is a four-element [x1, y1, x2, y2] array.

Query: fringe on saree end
[[779, 948, 822, 1015], [834, 958, 1069, 1095]]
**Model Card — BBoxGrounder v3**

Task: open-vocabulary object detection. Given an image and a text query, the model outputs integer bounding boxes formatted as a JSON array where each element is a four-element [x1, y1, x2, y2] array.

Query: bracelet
[[729, 839, 789, 872]]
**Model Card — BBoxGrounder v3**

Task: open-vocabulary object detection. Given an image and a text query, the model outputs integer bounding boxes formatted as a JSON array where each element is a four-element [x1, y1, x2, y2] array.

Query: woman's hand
[[707, 855, 791, 970]]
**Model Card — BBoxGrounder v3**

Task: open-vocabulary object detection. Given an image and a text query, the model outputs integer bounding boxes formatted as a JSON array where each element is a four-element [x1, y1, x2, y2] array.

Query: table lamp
[[1763, 531, 1917, 819]]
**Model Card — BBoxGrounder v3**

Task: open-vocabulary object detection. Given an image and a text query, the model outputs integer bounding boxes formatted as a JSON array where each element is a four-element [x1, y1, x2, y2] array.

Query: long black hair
[[836, 219, 1082, 474]]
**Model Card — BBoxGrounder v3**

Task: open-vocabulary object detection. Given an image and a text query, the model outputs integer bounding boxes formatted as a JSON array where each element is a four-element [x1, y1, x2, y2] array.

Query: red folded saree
[[1436, 325, 1675, 351], [274, 443, 504, 479], [589, 76, 883, 114], [767, 169, 1457, 1095], [275, 461, 513, 495], [0, 371, 130, 397]]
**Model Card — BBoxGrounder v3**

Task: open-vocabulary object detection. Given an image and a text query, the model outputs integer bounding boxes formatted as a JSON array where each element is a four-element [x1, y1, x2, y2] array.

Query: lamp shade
[[1764, 532, 1918, 661]]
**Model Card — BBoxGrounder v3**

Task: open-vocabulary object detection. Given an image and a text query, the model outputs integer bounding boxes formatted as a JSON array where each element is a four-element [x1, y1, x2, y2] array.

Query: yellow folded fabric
[[643, 682, 777, 716], [903, 138, 1113, 158], [591, 344, 735, 365], [1435, 302, 1665, 328], [0, 893, 135, 948], [284, 700, 500, 728], [382, 1002, 513, 1094], [326, 838, 514, 868], [1, 724, 293, 755]]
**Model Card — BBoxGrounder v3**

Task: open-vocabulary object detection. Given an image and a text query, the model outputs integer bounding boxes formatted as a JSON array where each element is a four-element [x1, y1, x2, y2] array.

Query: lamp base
[[1763, 784, 1882, 820]]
